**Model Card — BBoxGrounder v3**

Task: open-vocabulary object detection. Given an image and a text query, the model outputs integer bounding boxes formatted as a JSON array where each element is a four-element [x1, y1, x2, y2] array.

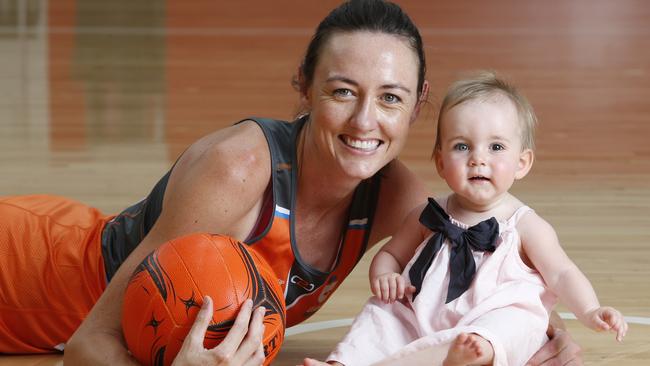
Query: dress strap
[[504, 205, 534, 228]]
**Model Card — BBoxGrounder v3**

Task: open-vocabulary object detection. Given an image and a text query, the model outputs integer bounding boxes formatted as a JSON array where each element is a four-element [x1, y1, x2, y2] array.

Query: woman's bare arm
[[64, 122, 271, 365]]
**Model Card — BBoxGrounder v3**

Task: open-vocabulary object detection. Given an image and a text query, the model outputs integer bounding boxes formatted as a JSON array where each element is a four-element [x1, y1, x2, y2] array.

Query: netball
[[121, 233, 285, 366]]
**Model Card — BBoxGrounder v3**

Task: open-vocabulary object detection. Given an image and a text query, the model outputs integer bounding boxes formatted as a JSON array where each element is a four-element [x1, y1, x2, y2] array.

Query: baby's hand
[[370, 272, 416, 303], [586, 306, 628, 342]]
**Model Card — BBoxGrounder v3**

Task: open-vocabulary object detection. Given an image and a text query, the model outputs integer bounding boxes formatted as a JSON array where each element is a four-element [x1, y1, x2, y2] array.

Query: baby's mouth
[[469, 175, 490, 182]]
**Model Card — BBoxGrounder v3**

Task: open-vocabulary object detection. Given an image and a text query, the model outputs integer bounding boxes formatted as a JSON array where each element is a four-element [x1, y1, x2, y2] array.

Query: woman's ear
[[410, 80, 430, 124], [515, 148, 534, 180], [297, 66, 310, 105]]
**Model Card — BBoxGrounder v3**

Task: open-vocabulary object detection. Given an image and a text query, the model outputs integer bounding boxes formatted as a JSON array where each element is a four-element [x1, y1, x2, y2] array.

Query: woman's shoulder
[[158, 120, 273, 238], [167, 120, 272, 206], [181, 120, 271, 178]]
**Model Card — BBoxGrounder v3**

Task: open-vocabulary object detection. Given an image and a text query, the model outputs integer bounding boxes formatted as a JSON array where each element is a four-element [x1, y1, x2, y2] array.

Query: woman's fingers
[[213, 299, 255, 355], [525, 327, 582, 366], [243, 343, 265, 366], [230, 305, 266, 363], [172, 296, 217, 365], [173, 297, 267, 366], [185, 296, 214, 350]]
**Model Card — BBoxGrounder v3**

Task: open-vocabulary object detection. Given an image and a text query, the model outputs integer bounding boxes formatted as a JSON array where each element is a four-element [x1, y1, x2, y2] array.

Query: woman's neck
[[295, 122, 359, 212]]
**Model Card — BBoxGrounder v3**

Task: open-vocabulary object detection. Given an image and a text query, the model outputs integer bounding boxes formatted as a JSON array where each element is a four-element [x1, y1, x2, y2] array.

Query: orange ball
[[121, 233, 285, 366]]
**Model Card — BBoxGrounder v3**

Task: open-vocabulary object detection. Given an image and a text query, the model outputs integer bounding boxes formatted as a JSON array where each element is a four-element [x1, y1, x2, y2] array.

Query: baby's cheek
[[490, 163, 517, 183]]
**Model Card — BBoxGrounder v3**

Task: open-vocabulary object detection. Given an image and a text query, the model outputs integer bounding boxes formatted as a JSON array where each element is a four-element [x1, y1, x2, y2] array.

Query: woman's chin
[[339, 162, 383, 181]]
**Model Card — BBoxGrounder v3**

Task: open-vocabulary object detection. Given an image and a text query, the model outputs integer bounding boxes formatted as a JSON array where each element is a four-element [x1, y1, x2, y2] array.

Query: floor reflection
[[51, 0, 166, 150]]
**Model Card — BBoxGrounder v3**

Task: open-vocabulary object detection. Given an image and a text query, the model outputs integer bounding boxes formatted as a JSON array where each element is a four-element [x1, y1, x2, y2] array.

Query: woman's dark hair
[[296, 0, 426, 96]]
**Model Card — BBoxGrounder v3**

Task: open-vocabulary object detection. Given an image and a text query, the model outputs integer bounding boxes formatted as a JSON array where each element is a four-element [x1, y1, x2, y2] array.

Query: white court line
[[286, 319, 354, 337], [557, 312, 650, 325], [285, 313, 650, 337]]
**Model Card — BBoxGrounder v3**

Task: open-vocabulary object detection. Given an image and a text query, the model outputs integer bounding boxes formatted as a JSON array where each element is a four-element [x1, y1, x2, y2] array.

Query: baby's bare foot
[[443, 333, 494, 366]]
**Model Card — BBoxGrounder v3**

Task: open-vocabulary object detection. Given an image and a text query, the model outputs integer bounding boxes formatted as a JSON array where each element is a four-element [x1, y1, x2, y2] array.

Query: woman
[[0, 1, 580, 365]]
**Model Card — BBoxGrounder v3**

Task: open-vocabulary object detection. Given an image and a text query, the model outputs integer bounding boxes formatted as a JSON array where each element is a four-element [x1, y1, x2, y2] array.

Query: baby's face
[[435, 95, 532, 209]]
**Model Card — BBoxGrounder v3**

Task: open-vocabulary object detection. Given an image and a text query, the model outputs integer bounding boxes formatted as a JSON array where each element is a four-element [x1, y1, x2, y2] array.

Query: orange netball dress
[[0, 116, 381, 352], [0, 195, 109, 352]]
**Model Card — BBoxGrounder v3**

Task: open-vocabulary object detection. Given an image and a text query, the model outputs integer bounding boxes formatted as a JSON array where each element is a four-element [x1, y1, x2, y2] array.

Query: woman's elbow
[[63, 331, 87, 365]]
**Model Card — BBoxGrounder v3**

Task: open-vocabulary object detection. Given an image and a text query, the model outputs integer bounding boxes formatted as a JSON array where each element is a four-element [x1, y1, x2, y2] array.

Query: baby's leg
[[442, 333, 494, 366], [327, 297, 419, 366]]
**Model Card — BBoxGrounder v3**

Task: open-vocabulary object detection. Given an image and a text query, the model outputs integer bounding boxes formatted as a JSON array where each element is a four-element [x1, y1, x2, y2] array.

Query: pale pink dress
[[327, 205, 557, 366]]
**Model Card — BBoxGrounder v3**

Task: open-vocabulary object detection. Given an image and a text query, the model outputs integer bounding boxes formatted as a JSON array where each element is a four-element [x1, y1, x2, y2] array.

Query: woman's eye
[[382, 93, 402, 104], [453, 143, 469, 151], [491, 143, 505, 151], [333, 88, 353, 98]]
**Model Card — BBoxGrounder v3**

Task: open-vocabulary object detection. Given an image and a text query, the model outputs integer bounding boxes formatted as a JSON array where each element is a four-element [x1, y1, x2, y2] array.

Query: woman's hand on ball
[[172, 296, 266, 366]]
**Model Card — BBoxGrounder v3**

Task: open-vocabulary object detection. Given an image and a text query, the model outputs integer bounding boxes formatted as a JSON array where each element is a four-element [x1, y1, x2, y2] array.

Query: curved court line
[[286, 319, 354, 337], [557, 313, 650, 325], [285, 313, 650, 337]]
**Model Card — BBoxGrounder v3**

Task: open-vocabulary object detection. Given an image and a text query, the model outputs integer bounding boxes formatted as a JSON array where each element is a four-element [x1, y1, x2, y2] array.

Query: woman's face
[[303, 31, 423, 181]]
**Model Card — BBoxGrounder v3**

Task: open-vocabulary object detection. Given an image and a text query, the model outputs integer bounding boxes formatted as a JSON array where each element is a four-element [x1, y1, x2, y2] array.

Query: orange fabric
[[250, 216, 293, 287], [281, 227, 367, 326], [250, 213, 368, 327], [0, 195, 109, 353]]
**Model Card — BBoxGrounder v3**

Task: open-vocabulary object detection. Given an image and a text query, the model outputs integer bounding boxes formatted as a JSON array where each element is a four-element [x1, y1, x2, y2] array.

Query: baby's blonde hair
[[434, 71, 537, 152]]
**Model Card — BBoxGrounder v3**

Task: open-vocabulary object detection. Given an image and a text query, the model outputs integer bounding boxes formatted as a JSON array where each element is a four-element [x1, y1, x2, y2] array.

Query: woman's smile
[[340, 135, 383, 152]]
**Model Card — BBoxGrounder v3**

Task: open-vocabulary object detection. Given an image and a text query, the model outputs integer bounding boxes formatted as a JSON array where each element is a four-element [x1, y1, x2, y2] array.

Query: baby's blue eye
[[491, 143, 505, 151], [454, 143, 469, 151]]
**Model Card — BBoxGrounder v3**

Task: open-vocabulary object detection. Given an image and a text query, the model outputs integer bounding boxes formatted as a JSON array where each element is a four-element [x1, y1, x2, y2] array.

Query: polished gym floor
[[0, 1, 648, 364]]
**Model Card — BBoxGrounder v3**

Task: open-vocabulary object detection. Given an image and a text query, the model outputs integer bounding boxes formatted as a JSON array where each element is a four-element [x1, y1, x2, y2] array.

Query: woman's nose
[[349, 97, 378, 131]]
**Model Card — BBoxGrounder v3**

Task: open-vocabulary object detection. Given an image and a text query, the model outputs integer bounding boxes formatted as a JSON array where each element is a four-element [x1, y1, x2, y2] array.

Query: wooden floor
[[1, 0, 649, 364]]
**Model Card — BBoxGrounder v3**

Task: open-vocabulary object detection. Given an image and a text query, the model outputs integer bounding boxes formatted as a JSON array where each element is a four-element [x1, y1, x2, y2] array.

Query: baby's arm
[[518, 212, 628, 341], [369, 203, 429, 303]]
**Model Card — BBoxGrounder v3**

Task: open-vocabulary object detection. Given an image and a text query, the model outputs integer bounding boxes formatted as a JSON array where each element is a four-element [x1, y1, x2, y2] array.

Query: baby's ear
[[434, 149, 445, 179], [515, 149, 534, 180]]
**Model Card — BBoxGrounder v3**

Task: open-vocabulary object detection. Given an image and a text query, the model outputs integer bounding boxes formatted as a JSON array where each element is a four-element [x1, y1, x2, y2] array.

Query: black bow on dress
[[408, 198, 499, 303]]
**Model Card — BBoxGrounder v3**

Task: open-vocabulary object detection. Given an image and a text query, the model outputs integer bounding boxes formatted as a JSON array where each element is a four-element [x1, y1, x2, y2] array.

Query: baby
[[306, 71, 627, 366]]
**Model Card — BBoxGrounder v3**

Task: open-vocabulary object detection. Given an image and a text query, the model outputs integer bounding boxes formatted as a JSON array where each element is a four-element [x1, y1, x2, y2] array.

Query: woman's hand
[[525, 325, 583, 366], [172, 297, 266, 366]]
